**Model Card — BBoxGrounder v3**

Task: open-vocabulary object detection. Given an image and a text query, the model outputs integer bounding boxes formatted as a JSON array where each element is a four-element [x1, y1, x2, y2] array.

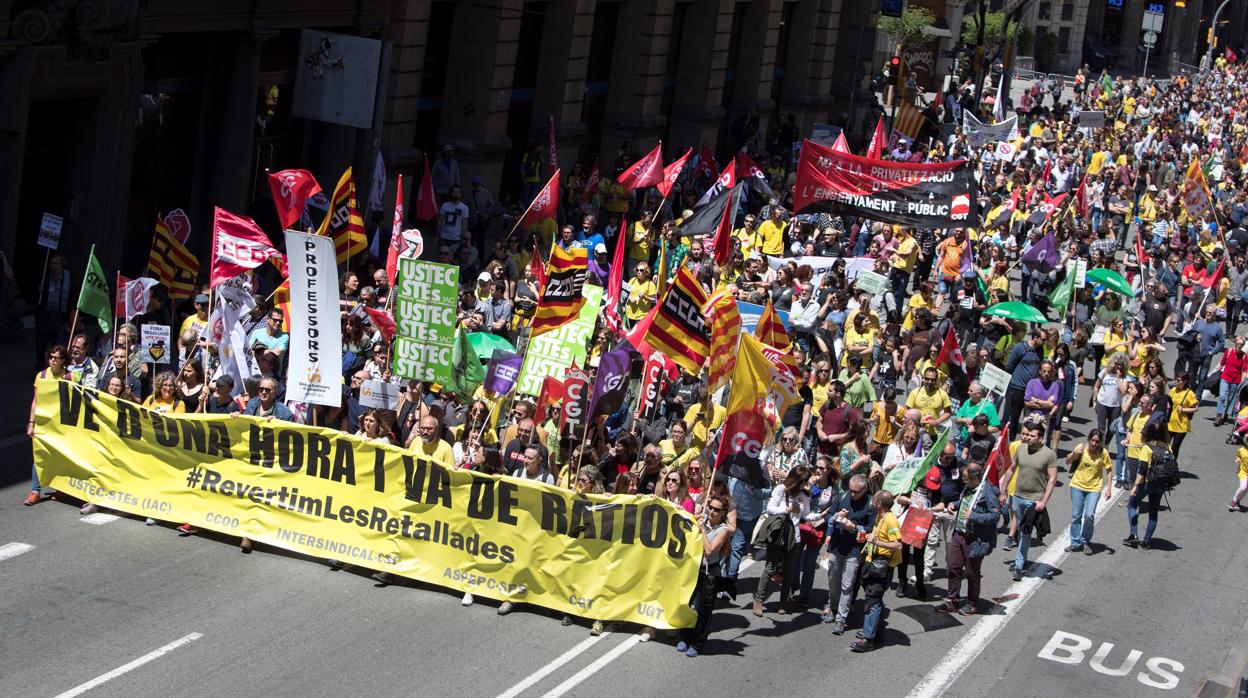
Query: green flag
[[449, 328, 484, 400], [1100, 73, 1112, 92], [77, 244, 112, 334], [1048, 267, 1076, 316], [883, 426, 951, 495]]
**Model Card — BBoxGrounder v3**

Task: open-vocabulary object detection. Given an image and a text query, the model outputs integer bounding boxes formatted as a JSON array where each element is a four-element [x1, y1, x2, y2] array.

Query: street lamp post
[[1204, 0, 1234, 71]]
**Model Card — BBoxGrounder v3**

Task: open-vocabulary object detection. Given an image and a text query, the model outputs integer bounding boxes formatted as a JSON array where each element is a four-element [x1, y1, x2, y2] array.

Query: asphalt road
[[4, 341, 1248, 698]]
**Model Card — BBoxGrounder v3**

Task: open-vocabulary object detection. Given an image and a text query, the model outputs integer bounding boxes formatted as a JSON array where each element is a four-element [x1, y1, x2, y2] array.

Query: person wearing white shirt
[[439, 185, 470, 249], [752, 465, 814, 616], [790, 283, 824, 352]]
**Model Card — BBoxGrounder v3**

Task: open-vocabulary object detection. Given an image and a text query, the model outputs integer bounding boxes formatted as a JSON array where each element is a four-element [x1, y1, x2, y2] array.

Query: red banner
[[267, 169, 321, 230], [617, 144, 664, 192], [210, 207, 279, 287]]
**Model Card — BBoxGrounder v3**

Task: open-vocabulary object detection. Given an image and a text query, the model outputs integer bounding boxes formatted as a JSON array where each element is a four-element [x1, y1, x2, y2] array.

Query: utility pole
[[1204, 0, 1234, 72]]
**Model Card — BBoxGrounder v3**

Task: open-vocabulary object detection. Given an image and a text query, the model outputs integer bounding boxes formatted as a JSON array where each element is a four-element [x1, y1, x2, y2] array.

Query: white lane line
[[495, 634, 611, 698], [0, 542, 35, 561], [52, 632, 204, 698], [542, 635, 643, 698], [79, 513, 120, 525], [906, 489, 1123, 698]]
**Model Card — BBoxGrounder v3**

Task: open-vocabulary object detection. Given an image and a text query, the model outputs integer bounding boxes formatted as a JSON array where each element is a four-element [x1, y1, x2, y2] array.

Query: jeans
[[825, 549, 861, 622], [945, 531, 983, 604], [861, 565, 893, 641], [1193, 355, 1213, 392], [889, 269, 909, 302], [1094, 403, 1120, 436], [31, 464, 40, 492], [1127, 486, 1163, 543], [1123, 457, 1141, 488], [725, 516, 758, 579], [1218, 379, 1241, 418], [1011, 496, 1038, 570], [1069, 488, 1102, 547]]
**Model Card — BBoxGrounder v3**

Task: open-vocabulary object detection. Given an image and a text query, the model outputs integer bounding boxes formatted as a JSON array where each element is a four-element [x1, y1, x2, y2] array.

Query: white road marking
[[79, 513, 120, 525], [541, 634, 643, 698], [52, 632, 204, 698], [0, 542, 34, 561], [906, 489, 1124, 698], [495, 635, 611, 698]]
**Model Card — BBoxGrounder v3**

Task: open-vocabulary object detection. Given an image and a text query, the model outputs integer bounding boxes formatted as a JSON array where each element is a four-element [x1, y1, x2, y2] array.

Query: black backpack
[[1147, 444, 1181, 491]]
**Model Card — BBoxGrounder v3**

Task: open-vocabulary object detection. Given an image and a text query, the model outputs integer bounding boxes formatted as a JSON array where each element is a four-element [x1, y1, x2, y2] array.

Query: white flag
[[123, 277, 161, 321]]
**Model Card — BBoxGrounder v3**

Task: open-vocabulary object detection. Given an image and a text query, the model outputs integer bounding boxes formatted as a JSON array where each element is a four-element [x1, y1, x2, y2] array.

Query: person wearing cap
[[199, 374, 237, 414], [179, 293, 211, 341], [475, 271, 494, 302], [430, 145, 460, 200], [588, 242, 610, 286]]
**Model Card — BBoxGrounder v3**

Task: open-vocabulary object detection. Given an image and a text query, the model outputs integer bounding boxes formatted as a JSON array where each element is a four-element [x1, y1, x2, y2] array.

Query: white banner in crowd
[[212, 281, 256, 397], [766, 256, 875, 285], [284, 231, 343, 407]]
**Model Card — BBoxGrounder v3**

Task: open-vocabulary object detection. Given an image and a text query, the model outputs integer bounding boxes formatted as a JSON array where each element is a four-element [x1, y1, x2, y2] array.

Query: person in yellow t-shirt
[[625, 262, 658, 321], [842, 315, 876, 369], [810, 360, 835, 415], [890, 228, 918, 300], [1166, 373, 1199, 456], [854, 490, 901, 651], [1123, 393, 1154, 487], [683, 393, 726, 454], [1101, 318, 1129, 369], [905, 367, 952, 433], [756, 208, 787, 257], [1066, 430, 1113, 552], [1230, 445, 1248, 511], [626, 218, 653, 269], [733, 214, 759, 258]]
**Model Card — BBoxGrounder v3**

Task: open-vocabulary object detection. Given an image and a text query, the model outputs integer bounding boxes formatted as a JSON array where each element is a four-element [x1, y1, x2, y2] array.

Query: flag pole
[[113, 272, 121, 352], [504, 170, 559, 242]]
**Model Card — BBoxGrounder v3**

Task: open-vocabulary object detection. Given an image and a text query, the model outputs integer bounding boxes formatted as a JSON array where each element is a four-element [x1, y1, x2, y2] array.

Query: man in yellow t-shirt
[[890, 228, 918, 299], [906, 367, 952, 433], [409, 415, 454, 466], [855, 490, 901, 651], [733, 214, 759, 258], [756, 208, 787, 257]]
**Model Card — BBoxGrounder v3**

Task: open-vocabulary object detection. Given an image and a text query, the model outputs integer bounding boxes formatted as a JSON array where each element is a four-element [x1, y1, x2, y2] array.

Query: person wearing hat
[[588, 242, 610, 286], [200, 374, 237, 414], [179, 293, 211, 341]]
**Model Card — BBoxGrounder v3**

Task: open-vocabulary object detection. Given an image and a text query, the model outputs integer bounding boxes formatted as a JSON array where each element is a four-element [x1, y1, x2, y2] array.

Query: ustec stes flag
[[530, 245, 588, 338], [642, 266, 710, 375]]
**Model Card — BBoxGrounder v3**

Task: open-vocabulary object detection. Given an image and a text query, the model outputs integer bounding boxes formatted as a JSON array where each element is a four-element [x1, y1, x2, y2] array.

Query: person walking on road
[[1066, 429, 1113, 554], [937, 463, 1001, 616], [850, 490, 901, 653], [998, 417, 1058, 581], [1125, 421, 1175, 550]]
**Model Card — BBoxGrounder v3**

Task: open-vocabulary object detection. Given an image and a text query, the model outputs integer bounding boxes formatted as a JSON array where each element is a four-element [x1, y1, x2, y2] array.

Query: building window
[[1059, 27, 1071, 52], [1061, 2, 1073, 20], [1038, 1, 1051, 20]]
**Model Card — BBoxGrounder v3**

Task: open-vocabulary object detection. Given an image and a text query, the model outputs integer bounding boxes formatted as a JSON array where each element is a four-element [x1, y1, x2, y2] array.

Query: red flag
[[1228, 47, 1239, 63], [522, 170, 561, 227], [1200, 257, 1227, 289], [210, 207, 280, 287], [658, 148, 692, 198], [695, 143, 718, 182], [415, 157, 438, 221], [266, 169, 322, 230], [386, 173, 407, 288], [617, 143, 664, 191], [114, 273, 130, 325], [548, 114, 559, 174], [866, 117, 887, 159], [582, 160, 601, 203], [530, 245, 548, 293], [536, 375, 567, 417], [983, 426, 1011, 488], [604, 215, 628, 333], [636, 352, 671, 418], [831, 131, 851, 154], [735, 152, 775, 198], [625, 300, 662, 359], [364, 306, 396, 343], [1135, 227, 1150, 267], [1031, 160, 1052, 205], [1073, 174, 1089, 217], [710, 195, 733, 266], [935, 326, 966, 373]]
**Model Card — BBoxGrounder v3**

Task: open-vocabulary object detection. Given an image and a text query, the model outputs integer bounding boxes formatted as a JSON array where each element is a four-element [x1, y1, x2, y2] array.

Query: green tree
[[961, 11, 1034, 60], [879, 6, 937, 52]]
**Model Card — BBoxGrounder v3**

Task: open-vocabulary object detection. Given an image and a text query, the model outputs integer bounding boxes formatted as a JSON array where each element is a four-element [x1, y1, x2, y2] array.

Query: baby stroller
[[1226, 384, 1248, 445]]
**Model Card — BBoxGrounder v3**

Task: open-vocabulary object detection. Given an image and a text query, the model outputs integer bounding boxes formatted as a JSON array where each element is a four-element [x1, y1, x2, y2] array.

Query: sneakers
[[560, 615, 573, 626], [370, 571, 392, 586], [849, 639, 876, 653], [676, 641, 688, 652], [639, 627, 656, 642], [684, 646, 699, 658], [752, 599, 764, 617], [830, 620, 846, 635], [590, 621, 604, 636], [23, 490, 40, 506], [1012, 567, 1023, 582], [958, 603, 976, 616], [1002, 537, 1015, 551], [329, 559, 345, 570], [144, 517, 157, 526], [1230, 502, 1241, 512], [80, 502, 98, 515], [462, 593, 474, 607], [1066, 544, 1081, 553], [936, 600, 958, 614], [497, 601, 514, 616], [1139, 540, 1151, 550], [1082, 544, 1093, 555], [1123, 535, 1139, 548], [177, 523, 198, 535]]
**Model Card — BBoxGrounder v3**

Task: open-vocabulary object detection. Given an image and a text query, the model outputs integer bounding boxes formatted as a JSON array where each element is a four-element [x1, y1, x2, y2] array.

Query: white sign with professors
[[284, 230, 343, 407]]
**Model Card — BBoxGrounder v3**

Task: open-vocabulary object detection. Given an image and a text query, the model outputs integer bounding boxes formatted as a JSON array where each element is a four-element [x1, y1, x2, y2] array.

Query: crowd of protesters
[[27, 54, 1248, 657]]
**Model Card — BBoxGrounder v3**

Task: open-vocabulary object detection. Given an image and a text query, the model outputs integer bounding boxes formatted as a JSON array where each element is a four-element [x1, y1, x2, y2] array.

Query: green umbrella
[[983, 301, 1048, 324], [1085, 267, 1135, 297], [467, 332, 515, 360]]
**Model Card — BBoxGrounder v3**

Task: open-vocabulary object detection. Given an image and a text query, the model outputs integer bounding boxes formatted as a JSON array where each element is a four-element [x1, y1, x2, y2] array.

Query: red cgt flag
[[983, 425, 1011, 488], [617, 143, 664, 192], [604, 215, 628, 333], [695, 143, 718, 182], [210, 207, 280, 287], [710, 194, 733, 266], [267, 169, 322, 230], [522, 170, 561, 227], [658, 147, 692, 198], [935, 326, 966, 373], [364, 306, 396, 343], [386, 173, 406, 288]]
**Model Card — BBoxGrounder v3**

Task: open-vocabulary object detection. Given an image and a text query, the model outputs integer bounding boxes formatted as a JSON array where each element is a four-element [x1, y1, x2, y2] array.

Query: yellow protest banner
[[32, 380, 702, 628]]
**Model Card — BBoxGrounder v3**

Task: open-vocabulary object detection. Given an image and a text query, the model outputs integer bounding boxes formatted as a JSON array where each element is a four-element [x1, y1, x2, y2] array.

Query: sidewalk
[[1, 328, 37, 489]]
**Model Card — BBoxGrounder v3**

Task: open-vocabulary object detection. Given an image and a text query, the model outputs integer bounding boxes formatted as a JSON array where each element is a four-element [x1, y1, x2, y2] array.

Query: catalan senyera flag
[[147, 214, 199, 299], [530, 245, 588, 338], [703, 288, 740, 393], [1181, 157, 1214, 221], [272, 279, 292, 333], [642, 266, 709, 375], [316, 168, 369, 266], [893, 100, 924, 142], [753, 298, 791, 351]]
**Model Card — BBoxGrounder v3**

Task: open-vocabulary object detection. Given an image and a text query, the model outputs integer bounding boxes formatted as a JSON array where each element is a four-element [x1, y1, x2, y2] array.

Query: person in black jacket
[[937, 463, 1002, 616], [820, 474, 876, 635]]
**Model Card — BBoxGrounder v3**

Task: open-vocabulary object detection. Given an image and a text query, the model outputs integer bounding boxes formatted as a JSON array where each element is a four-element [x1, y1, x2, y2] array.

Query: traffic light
[[889, 55, 902, 70], [1209, 27, 1215, 44], [1175, 0, 1185, 7]]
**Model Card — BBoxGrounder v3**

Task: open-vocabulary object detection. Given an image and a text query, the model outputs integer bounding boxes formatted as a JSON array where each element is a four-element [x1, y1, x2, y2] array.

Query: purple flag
[[1020, 232, 1056, 269], [484, 351, 523, 395], [589, 347, 631, 417], [959, 236, 975, 276]]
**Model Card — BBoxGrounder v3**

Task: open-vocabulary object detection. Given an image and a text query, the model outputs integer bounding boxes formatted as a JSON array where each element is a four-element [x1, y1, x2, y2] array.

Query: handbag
[[798, 521, 826, 547], [751, 513, 789, 548], [861, 545, 890, 582]]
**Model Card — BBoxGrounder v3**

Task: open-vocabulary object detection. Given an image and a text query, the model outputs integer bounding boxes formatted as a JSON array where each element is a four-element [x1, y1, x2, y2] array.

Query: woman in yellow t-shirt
[[842, 314, 877, 369], [625, 262, 657, 321], [1127, 327, 1164, 380], [1166, 373, 1199, 456], [901, 281, 934, 332], [144, 371, 187, 414], [1101, 318, 1129, 369], [868, 388, 902, 457], [1066, 429, 1112, 552]]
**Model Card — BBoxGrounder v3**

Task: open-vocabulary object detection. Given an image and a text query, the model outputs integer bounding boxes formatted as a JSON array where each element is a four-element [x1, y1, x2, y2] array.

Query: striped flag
[[753, 298, 791, 350], [892, 101, 924, 142], [316, 168, 369, 266], [703, 288, 740, 392], [147, 214, 199, 299], [642, 267, 709, 375], [530, 246, 588, 338]]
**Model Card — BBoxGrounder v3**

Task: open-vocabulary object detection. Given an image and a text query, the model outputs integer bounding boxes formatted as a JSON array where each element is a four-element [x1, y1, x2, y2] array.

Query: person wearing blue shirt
[[1189, 303, 1225, 390], [241, 376, 296, 422], [1001, 330, 1043, 438], [724, 475, 772, 593], [821, 474, 876, 635]]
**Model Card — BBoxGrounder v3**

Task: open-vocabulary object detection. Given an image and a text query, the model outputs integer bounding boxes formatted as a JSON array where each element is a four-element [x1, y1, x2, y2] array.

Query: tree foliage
[[961, 11, 1034, 59], [879, 6, 937, 50]]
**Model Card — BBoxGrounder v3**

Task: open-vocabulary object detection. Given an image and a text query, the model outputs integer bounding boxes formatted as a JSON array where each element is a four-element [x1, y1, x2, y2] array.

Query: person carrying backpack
[[1125, 421, 1179, 549]]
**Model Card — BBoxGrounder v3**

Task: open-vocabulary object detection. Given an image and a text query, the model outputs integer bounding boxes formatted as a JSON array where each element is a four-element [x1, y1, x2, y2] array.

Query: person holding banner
[[26, 345, 75, 506], [677, 492, 734, 658]]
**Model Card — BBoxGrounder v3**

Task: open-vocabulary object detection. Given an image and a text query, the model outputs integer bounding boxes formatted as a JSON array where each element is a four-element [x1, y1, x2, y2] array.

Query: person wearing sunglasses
[[26, 345, 77, 505], [239, 377, 294, 422], [677, 493, 735, 658]]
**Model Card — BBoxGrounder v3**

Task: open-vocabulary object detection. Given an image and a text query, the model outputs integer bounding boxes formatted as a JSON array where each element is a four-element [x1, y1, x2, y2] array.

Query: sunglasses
[[666, 476, 681, 483], [258, 387, 273, 394], [708, 505, 724, 513]]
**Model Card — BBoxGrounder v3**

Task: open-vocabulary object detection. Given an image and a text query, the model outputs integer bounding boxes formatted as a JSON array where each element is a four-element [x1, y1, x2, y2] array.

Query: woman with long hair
[[1066, 429, 1113, 554], [752, 465, 812, 617], [26, 345, 75, 505], [677, 492, 734, 657], [175, 360, 205, 413], [796, 456, 841, 606]]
